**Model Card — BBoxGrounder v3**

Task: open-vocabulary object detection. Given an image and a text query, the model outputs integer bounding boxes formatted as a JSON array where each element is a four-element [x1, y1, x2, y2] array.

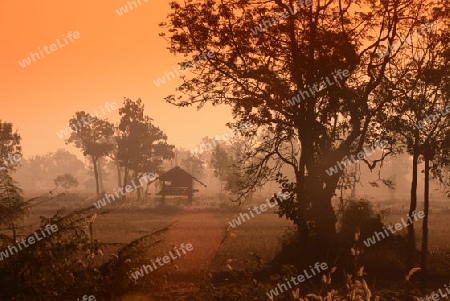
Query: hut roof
[[156, 166, 207, 187]]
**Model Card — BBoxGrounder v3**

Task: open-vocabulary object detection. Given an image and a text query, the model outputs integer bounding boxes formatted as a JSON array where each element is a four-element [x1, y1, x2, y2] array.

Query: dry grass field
[[17, 196, 450, 300], [20, 197, 294, 299], [384, 211, 450, 251], [90, 208, 293, 273]]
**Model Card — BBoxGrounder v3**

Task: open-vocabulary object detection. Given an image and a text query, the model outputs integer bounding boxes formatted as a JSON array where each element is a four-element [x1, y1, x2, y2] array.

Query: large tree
[[66, 112, 115, 195], [116, 98, 174, 199], [160, 0, 423, 259]]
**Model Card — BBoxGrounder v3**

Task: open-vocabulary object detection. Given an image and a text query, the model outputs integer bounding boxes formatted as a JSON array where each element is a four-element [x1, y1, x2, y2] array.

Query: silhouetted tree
[[381, 10, 450, 281], [210, 145, 231, 192], [223, 132, 257, 198], [66, 112, 115, 195], [161, 0, 424, 260], [54, 173, 79, 189], [0, 120, 22, 172], [116, 98, 174, 199]]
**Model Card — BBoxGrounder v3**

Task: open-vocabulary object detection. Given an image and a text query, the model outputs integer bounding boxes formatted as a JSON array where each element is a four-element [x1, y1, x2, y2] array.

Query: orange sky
[[0, 0, 232, 159]]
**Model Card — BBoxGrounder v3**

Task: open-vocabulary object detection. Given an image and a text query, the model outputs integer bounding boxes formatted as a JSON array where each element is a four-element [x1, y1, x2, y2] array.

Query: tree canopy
[[160, 0, 443, 259]]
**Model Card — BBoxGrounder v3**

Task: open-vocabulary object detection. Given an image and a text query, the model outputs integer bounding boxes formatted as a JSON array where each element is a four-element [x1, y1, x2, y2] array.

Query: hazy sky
[[0, 0, 232, 159]]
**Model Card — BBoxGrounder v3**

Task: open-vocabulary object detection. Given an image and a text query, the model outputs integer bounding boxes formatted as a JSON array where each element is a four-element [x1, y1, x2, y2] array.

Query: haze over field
[[1, 0, 450, 300]]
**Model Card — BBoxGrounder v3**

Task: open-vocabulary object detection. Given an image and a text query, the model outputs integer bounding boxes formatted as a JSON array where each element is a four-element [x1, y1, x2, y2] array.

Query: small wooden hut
[[155, 166, 206, 205]]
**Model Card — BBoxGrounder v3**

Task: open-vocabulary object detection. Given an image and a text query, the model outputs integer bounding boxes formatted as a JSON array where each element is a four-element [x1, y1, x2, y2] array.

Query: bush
[[337, 198, 406, 282]]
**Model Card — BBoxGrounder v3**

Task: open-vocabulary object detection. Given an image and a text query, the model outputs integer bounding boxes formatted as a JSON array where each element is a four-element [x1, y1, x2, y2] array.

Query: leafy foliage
[[0, 170, 28, 239], [210, 145, 232, 192], [116, 98, 174, 198], [160, 0, 426, 258], [0, 120, 22, 172], [54, 173, 79, 189], [66, 111, 115, 194]]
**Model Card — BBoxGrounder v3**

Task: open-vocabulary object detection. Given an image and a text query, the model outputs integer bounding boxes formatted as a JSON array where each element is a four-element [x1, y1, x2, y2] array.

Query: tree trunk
[[116, 160, 122, 188], [11, 219, 16, 242], [97, 157, 105, 193], [351, 161, 358, 199], [135, 172, 142, 201], [92, 156, 100, 195], [318, 182, 338, 262], [145, 181, 150, 197], [407, 133, 419, 271], [297, 155, 309, 246], [10, 219, 17, 298], [421, 151, 430, 290], [122, 167, 129, 200], [308, 169, 337, 262]]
